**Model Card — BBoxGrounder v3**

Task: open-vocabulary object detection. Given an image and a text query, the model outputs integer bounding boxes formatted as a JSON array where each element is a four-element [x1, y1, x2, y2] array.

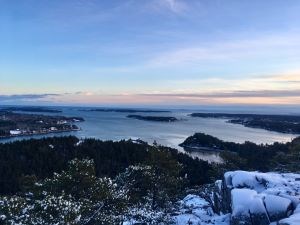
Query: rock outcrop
[[173, 194, 230, 225], [214, 171, 300, 225]]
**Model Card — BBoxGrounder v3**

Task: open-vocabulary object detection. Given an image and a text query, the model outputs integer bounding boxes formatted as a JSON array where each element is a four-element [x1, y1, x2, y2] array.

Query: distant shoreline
[[0, 111, 84, 140], [1, 106, 62, 113], [0, 127, 80, 140], [80, 108, 171, 113], [190, 113, 300, 134]]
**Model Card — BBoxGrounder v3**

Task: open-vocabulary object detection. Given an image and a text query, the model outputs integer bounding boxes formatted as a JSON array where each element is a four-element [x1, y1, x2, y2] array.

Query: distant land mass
[[190, 113, 300, 134], [1, 106, 62, 113], [80, 108, 170, 113], [127, 115, 178, 122], [0, 111, 84, 138]]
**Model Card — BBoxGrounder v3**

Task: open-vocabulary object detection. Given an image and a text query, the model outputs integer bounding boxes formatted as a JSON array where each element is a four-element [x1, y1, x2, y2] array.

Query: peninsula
[[0, 111, 84, 138], [190, 113, 300, 134]]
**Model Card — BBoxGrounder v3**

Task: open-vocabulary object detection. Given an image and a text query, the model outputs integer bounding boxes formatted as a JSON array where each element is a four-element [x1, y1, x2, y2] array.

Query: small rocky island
[[127, 114, 178, 122], [179, 133, 223, 151], [0, 111, 84, 138], [190, 113, 300, 134]]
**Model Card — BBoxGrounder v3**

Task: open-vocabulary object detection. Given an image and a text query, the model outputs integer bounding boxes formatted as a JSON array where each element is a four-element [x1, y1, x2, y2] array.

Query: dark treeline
[[1, 134, 300, 224], [0, 136, 216, 195]]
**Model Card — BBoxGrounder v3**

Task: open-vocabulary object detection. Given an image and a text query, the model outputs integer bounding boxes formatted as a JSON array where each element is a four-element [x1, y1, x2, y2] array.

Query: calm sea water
[[1, 107, 299, 163]]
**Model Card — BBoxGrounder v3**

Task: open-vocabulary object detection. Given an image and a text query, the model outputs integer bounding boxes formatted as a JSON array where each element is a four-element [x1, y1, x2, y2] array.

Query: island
[[1, 106, 62, 113], [127, 114, 178, 122], [190, 113, 300, 134], [179, 132, 224, 151], [0, 111, 84, 138], [180, 132, 300, 172], [80, 108, 170, 113]]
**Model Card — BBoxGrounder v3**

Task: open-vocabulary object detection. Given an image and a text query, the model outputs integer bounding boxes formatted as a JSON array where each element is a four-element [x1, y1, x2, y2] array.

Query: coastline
[[179, 144, 221, 152], [0, 127, 80, 140]]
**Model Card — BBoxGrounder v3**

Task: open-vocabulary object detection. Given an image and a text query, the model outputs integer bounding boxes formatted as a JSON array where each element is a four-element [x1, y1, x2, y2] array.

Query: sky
[[1, 0, 300, 106]]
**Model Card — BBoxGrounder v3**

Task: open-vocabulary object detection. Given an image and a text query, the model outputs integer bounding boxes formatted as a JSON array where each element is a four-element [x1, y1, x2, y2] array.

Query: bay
[[1, 107, 298, 163]]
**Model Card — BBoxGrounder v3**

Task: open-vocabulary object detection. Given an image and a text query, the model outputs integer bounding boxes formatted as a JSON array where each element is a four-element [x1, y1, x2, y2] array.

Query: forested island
[[80, 108, 170, 113], [127, 114, 178, 122], [180, 132, 300, 171], [190, 113, 300, 134], [0, 111, 84, 138]]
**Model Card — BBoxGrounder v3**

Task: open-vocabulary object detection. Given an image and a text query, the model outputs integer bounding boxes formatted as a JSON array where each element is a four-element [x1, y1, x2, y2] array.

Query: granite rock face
[[279, 204, 300, 225], [173, 194, 230, 225], [170, 171, 300, 225], [214, 171, 300, 225]]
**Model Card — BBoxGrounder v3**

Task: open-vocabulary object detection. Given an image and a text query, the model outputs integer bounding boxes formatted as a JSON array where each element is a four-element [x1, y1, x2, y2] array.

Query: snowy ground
[[173, 195, 230, 225], [224, 171, 300, 225]]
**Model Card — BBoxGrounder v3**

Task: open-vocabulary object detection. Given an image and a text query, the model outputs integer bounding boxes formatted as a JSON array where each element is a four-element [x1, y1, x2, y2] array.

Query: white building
[[10, 130, 22, 135]]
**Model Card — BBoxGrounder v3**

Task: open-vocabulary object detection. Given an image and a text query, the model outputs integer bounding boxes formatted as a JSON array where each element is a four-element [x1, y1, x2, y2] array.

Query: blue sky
[[1, 0, 300, 106]]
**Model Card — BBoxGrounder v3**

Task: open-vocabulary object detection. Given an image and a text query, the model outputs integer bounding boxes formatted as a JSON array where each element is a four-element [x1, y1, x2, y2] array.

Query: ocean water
[[1, 107, 298, 162]]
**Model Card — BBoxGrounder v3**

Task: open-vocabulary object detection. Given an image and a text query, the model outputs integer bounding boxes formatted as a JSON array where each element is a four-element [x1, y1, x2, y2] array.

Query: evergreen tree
[[0, 159, 128, 225]]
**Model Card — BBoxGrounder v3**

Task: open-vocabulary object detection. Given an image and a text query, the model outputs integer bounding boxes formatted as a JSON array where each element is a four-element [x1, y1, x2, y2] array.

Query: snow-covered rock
[[264, 194, 293, 221], [124, 171, 300, 225], [174, 194, 230, 225], [279, 204, 300, 225], [231, 189, 269, 225], [224, 171, 300, 197], [218, 171, 300, 225], [279, 212, 300, 225]]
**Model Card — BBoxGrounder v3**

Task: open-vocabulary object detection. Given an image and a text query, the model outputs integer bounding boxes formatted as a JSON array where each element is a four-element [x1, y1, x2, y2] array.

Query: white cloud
[[0, 94, 60, 103], [147, 32, 300, 67], [138, 89, 300, 98], [161, 0, 187, 13], [149, 0, 188, 14]]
